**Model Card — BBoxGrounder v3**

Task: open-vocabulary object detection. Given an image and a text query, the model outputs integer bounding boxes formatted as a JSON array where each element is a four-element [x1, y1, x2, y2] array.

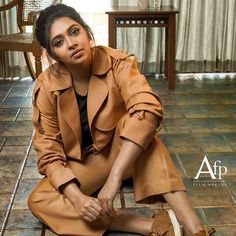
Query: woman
[[28, 3, 210, 236]]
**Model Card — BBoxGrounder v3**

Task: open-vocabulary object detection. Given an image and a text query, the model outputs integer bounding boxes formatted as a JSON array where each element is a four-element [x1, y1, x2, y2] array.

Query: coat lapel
[[87, 74, 108, 131], [58, 88, 82, 148]]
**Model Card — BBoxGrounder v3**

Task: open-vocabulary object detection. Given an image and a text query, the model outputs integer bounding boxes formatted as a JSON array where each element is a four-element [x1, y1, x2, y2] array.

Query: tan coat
[[29, 46, 185, 235]]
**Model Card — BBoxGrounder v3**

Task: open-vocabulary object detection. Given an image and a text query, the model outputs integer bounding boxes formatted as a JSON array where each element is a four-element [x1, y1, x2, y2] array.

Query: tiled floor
[[0, 73, 236, 236]]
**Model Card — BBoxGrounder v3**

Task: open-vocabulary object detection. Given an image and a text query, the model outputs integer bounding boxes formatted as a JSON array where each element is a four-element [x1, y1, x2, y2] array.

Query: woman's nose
[[67, 37, 77, 49]]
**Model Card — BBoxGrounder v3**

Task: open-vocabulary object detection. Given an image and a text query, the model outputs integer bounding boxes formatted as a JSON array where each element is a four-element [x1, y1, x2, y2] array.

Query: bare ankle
[[183, 223, 204, 235]]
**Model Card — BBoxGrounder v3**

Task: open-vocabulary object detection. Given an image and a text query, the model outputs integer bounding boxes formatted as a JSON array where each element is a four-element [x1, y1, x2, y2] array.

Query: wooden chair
[[0, 0, 60, 79]]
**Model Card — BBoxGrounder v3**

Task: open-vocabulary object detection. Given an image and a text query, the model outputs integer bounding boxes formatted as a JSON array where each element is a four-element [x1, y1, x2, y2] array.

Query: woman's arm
[[98, 112, 158, 216], [61, 181, 103, 222], [98, 51, 162, 216]]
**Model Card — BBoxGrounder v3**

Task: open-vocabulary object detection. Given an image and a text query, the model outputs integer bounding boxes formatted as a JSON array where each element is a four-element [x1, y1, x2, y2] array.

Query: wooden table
[[105, 6, 179, 90]]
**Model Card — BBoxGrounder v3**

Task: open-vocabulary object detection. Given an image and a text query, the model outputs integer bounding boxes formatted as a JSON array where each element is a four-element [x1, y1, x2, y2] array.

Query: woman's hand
[[74, 194, 103, 222], [61, 181, 102, 222], [98, 175, 122, 218]]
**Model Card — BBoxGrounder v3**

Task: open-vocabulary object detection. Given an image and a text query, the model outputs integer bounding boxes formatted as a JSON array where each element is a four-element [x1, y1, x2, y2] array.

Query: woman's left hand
[[98, 175, 122, 218]]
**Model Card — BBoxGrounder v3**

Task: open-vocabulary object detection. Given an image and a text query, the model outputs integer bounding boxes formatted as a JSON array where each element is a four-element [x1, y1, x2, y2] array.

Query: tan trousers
[[28, 116, 186, 236]]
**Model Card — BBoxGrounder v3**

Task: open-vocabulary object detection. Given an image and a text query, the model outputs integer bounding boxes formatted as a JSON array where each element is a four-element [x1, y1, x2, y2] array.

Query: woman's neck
[[66, 55, 92, 96]]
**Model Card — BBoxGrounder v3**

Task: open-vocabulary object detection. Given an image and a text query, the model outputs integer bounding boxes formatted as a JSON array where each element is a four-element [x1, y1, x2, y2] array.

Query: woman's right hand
[[74, 194, 102, 222], [61, 180, 102, 222]]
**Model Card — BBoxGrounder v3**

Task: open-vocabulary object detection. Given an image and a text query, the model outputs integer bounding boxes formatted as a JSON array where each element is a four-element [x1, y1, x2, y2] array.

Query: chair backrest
[[17, 0, 61, 29]]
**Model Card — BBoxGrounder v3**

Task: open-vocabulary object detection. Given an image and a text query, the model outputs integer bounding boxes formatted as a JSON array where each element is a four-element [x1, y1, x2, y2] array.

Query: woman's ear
[[46, 49, 58, 63], [88, 34, 95, 47]]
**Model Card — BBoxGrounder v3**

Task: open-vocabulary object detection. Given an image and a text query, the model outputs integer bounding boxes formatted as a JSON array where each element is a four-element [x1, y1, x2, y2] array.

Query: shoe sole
[[167, 209, 182, 236]]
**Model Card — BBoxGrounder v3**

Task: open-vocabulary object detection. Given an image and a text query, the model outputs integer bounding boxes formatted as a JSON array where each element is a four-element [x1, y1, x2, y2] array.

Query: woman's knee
[[27, 178, 54, 214], [27, 189, 41, 215]]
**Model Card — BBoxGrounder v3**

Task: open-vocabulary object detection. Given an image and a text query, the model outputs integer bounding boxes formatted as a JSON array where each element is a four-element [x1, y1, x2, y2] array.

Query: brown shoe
[[148, 209, 181, 236]]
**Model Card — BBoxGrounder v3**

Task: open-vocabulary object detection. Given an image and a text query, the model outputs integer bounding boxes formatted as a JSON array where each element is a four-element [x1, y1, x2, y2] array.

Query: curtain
[[116, 0, 236, 73], [0, 0, 26, 78]]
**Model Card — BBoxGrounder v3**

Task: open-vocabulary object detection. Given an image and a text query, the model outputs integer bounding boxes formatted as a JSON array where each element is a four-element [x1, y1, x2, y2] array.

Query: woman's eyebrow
[[51, 24, 80, 43]]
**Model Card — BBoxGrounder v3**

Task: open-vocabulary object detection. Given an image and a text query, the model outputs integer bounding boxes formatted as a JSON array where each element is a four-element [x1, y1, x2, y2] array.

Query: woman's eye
[[53, 39, 63, 47], [71, 28, 79, 36]]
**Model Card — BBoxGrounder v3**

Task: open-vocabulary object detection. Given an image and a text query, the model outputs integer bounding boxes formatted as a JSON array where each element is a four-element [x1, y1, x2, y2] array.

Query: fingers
[[80, 198, 102, 222], [99, 198, 116, 218]]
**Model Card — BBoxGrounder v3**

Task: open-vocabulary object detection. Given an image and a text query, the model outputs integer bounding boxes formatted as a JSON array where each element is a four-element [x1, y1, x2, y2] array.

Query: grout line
[[0, 137, 7, 152], [175, 153, 188, 177], [13, 108, 21, 122], [199, 208, 210, 227], [120, 187, 126, 209], [0, 133, 34, 236], [0, 88, 13, 106], [41, 224, 46, 236], [25, 87, 31, 97], [223, 181, 236, 204]]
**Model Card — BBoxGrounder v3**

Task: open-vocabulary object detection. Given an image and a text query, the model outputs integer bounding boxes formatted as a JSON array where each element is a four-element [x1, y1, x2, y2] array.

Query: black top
[[75, 92, 93, 148]]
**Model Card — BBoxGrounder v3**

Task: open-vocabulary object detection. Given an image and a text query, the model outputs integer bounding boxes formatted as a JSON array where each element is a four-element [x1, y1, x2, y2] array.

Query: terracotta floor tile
[[163, 105, 184, 118], [1, 97, 32, 108], [4, 136, 31, 146], [0, 211, 7, 231], [0, 195, 12, 211], [123, 192, 162, 209], [174, 94, 221, 105], [5, 209, 42, 230], [195, 134, 233, 152], [25, 155, 37, 167], [160, 134, 203, 154], [12, 179, 40, 210], [201, 105, 231, 118], [207, 152, 236, 177], [21, 166, 43, 180], [3, 228, 42, 236], [0, 179, 17, 194], [16, 114, 32, 121], [203, 207, 236, 226], [210, 226, 236, 236], [0, 156, 23, 178], [225, 181, 236, 202], [8, 87, 31, 98], [178, 153, 208, 178], [223, 133, 236, 151], [0, 137, 5, 147], [227, 105, 236, 117], [28, 145, 37, 156], [0, 121, 33, 136], [183, 178, 234, 207], [0, 146, 29, 156], [19, 108, 32, 114], [0, 87, 11, 97], [44, 229, 58, 236], [164, 118, 192, 134], [180, 105, 208, 118]]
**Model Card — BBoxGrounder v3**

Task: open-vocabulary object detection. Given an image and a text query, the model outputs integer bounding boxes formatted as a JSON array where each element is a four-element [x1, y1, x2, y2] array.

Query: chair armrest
[[28, 10, 42, 24], [0, 0, 19, 11]]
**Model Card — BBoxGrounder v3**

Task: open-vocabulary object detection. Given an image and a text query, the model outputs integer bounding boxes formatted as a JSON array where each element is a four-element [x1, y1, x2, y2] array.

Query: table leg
[[108, 15, 116, 49]]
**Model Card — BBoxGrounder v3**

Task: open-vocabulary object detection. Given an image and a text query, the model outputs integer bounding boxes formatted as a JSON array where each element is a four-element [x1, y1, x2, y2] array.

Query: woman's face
[[49, 17, 92, 66]]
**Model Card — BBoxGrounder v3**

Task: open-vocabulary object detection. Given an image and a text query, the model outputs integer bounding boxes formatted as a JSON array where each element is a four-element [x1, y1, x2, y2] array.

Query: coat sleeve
[[112, 54, 164, 149], [32, 76, 79, 191]]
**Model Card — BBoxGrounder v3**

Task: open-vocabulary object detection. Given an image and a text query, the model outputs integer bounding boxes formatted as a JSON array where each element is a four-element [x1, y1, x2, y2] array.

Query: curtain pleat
[[116, 0, 236, 73]]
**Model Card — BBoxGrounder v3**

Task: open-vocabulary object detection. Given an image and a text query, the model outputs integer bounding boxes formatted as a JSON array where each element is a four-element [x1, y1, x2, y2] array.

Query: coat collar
[[47, 46, 112, 92]]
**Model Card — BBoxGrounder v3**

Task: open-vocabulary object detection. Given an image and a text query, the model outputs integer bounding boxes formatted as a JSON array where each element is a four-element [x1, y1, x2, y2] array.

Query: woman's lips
[[71, 49, 83, 58]]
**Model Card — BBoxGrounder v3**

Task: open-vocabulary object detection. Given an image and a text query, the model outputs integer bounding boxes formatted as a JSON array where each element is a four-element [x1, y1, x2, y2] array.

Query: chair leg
[[32, 39, 43, 79], [23, 52, 37, 80]]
